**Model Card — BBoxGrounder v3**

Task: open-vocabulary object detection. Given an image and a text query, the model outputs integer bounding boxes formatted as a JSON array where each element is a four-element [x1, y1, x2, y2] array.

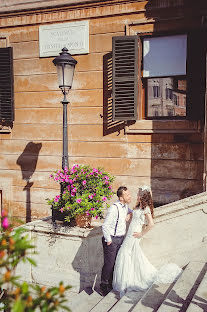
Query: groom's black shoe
[[99, 283, 111, 296]]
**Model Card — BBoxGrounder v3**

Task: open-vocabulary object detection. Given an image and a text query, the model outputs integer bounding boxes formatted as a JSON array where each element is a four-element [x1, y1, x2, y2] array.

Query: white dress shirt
[[102, 200, 132, 242]]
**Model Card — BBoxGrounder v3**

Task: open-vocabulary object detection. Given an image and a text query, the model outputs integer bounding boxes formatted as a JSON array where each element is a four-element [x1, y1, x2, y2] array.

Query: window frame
[[139, 31, 188, 121]]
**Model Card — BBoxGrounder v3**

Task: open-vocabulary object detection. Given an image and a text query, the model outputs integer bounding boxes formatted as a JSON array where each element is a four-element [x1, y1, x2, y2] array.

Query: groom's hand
[[107, 241, 112, 245], [126, 214, 131, 222], [133, 232, 142, 238]]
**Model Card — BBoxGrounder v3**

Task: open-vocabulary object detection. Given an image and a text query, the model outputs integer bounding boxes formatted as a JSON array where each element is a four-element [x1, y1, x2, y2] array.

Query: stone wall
[[0, 0, 205, 222], [16, 193, 207, 294]]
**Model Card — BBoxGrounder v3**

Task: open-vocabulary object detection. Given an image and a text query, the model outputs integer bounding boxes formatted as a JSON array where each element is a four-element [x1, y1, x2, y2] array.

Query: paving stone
[[83, 291, 103, 311], [186, 266, 207, 312], [68, 290, 90, 312], [90, 290, 120, 312], [157, 262, 206, 312], [131, 282, 172, 312], [109, 289, 145, 312]]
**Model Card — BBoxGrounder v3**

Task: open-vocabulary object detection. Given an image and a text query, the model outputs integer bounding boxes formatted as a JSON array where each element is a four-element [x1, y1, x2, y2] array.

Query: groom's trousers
[[101, 235, 124, 288]]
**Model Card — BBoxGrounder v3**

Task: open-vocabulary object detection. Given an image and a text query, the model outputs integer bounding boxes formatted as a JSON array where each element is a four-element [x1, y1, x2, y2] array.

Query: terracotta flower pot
[[75, 213, 92, 228]]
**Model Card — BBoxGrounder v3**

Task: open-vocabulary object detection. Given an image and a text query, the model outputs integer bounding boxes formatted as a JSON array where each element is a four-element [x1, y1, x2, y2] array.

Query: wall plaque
[[39, 20, 89, 57]]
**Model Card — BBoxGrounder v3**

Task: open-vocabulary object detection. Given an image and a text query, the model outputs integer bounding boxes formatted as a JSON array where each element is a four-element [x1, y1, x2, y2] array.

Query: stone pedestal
[[16, 217, 103, 294]]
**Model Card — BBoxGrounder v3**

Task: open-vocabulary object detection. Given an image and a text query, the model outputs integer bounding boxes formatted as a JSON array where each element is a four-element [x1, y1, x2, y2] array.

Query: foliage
[[0, 211, 71, 311], [47, 164, 115, 223]]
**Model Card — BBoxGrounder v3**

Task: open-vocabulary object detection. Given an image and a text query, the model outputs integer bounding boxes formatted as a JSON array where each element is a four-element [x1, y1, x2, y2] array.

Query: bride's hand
[[133, 232, 142, 238]]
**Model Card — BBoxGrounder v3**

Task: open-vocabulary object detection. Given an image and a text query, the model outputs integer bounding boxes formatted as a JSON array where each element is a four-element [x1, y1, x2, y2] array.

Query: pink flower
[[72, 188, 77, 193], [86, 211, 90, 216], [93, 193, 96, 196], [95, 216, 98, 219], [108, 186, 112, 190], [71, 192, 75, 197], [69, 179, 73, 184], [67, 185, 70, 191], [2, 217, 9, 229], [82, 180, 86, 186], [104, 176, 109, 180], [105, 181, 109, 185], [88, 194, 93, 199], [65, 176, 70, 182], [60, 208, 64, 213], [54, 195, 60, 202], [102, 196, 107, 201], [91, 208, 95, 211], [76, 198, 82, 203]]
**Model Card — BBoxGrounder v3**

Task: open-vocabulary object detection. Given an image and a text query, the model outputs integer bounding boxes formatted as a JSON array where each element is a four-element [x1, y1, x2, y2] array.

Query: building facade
[[0, 0, 206, 222]]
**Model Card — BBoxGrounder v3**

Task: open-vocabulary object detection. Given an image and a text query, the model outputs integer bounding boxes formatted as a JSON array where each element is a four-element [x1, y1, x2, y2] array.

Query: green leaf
[[26, 257, 37, 266], [21, 281, 29, 294], [12, 298, 25, 312]]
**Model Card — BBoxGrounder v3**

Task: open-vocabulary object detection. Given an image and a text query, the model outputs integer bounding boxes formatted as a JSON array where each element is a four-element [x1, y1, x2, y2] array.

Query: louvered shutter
[[112, 36, 139, 120], [0, 47, 14, 122]]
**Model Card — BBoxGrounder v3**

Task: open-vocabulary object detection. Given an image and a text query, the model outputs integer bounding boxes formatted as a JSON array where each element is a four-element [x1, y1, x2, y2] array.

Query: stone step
[[186, 263, 207, 312], [90, 290, 120, 312], [131, 281, 173, 311], [109, 289, 145, 312], [68, 290, 90, 312], [82, 291, 103, 311], [157, 261, 206, 312]]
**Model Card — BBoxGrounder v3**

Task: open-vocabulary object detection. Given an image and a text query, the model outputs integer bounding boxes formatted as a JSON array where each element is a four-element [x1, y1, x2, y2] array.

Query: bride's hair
[[135, 187, 154, 218]]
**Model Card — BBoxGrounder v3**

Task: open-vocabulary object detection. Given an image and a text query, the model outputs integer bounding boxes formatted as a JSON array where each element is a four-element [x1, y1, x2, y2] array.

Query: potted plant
[[47, 164, 115, 227]]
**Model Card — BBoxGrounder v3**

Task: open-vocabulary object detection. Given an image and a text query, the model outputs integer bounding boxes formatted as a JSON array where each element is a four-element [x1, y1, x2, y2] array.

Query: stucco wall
[[0, 0, 205, 221]]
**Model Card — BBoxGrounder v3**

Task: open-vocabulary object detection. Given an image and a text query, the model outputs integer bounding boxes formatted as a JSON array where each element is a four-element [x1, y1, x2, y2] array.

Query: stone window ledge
[[0, 125, 11, 133], [125, 120, 201, 134]]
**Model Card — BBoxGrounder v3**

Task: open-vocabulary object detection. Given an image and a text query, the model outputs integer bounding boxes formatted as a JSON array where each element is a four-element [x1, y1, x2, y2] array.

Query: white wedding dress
[[112, 207, 182, 297]]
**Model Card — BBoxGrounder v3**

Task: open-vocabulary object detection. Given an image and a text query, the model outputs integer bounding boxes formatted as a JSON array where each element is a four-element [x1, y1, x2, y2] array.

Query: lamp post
[[53, 47, 77, 170]]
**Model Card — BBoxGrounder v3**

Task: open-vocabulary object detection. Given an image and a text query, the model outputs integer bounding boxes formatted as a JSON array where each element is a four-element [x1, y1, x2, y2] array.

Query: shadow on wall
[[16, 142, 42, 222], [71, 226, 103, 292]]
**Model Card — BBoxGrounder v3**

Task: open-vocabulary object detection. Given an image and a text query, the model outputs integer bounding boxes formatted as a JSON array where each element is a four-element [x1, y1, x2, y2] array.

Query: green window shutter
[[0, 47, 14, 122], [112, 36, 139, 121]]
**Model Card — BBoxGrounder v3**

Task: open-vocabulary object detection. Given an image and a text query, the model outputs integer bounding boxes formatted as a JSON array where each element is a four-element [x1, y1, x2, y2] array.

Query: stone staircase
[[66, 261, 207, 312]]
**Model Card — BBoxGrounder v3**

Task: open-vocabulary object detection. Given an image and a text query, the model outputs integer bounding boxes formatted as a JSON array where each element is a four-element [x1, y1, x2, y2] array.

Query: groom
[[99, 186, 132, 296]]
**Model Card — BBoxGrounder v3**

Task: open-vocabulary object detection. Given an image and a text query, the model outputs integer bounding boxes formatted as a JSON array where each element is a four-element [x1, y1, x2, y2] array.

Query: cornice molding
[[0, 0, 145, 15], [0, 1, 147, 28]]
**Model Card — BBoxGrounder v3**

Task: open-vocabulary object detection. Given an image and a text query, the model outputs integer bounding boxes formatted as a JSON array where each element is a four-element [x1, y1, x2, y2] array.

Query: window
[[153, 85, 160, 98], [0, 47, 14, 123], [143, 34, 187, 119], [112, 31, 206, 122]]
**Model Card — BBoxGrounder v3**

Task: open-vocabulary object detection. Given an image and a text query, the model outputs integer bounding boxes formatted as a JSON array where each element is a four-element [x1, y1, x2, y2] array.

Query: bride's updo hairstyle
[[135, 186, 154, 218]]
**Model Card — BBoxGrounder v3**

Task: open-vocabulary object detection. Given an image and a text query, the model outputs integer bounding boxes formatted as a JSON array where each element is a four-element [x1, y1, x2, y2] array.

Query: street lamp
[[53, 47, 77, 170]]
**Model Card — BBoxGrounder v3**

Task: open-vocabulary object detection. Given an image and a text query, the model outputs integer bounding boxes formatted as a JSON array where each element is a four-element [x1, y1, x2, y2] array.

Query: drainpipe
[[204, 52, 207, 191]]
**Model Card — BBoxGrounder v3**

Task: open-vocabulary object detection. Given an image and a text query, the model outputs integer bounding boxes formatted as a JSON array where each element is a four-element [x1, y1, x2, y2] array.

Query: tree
[[0, 210, 71, 311]]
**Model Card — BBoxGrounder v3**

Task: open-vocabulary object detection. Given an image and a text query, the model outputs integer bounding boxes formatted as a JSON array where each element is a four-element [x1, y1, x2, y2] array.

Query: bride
[[112, 186, 182, 297]]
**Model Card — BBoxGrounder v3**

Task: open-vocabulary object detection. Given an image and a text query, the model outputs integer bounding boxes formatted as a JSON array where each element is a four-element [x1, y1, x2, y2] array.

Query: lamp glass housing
[[56, 63, 75, 95]]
